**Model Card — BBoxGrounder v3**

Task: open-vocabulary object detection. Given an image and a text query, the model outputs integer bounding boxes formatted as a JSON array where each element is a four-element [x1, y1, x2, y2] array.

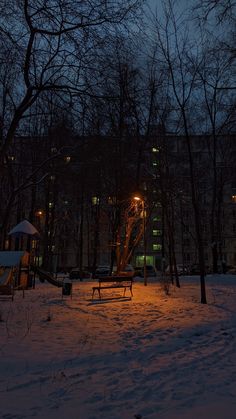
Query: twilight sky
[[146, 0, 195, 20]]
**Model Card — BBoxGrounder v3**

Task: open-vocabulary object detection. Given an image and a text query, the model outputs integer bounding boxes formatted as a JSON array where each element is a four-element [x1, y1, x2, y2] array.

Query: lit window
[[92, 196, 99, 205], [8, 156, 15, 161], [152, 147, 159, 153], [152, 162, 158, 167], [108, 196, 116, 204], [232, 195, 236, 203], [51, 147, 57, 153], [50, 175, 56, 181], [64, 200, 69, 205], [153, 229, 161, 236], [153, 216, 160, 222], [64, 156, 71, 163], [49, 202, 53, 208], [153, 244, 162, 251]]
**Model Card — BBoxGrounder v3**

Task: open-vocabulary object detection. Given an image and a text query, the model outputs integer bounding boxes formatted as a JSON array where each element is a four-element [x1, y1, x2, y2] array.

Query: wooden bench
[[0, 284, 14, 300], [92, 276, 133, 300]]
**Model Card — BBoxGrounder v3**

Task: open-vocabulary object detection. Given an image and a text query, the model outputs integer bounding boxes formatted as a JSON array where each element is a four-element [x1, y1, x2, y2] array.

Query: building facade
[[1, 130, 236, 272]]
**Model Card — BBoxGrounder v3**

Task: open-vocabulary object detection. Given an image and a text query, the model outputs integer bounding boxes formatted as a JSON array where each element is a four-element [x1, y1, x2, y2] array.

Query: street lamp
[[133, 195, 147, 286], [35, 210, 44, 270]]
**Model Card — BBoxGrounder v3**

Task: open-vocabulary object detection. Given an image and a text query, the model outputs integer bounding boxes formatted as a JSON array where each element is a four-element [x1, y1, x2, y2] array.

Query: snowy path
[[0, 276, 236, 418]]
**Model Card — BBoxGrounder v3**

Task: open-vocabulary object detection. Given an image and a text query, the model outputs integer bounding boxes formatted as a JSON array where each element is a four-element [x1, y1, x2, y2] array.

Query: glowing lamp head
[[36, 210, 43, 216]]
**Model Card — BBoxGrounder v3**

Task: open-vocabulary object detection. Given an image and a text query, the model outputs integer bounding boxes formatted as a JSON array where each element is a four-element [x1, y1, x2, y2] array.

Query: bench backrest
[[98, 276, 133, 284]]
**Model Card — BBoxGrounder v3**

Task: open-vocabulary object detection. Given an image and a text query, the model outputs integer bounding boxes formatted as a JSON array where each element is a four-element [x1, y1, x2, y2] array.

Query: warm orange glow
[[35, 210, 43, 216], [133, 196, 143, 201]]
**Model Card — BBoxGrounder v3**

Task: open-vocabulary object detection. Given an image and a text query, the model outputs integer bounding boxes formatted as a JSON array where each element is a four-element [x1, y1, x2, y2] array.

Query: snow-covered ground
[[1, 274, 236, 418]]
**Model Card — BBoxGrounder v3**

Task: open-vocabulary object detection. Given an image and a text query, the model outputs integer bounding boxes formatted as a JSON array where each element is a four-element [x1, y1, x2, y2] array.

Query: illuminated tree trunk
[[116, 200, 145, 273]]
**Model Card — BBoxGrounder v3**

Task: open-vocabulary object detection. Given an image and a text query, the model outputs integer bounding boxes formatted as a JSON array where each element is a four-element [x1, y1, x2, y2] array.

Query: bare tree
[[195, 0, 236, 22], [194, 44, 236, 272], [194, 0, 236, 78], [0, 0, 143, 164], [150, 0, 208, 303]]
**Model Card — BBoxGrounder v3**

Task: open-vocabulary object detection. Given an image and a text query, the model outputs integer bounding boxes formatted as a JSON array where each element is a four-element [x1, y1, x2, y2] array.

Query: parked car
[[165, 264, 189, 275], [69, 268, 91, 280], [112, 264, 135, 277], [189, 264, 200, 275], [94, 265, 110, 278], [134, 266, 143, 277], [137, 265, 157, 277], [227, 265, 236, 274], [189, 264, 210, 275]]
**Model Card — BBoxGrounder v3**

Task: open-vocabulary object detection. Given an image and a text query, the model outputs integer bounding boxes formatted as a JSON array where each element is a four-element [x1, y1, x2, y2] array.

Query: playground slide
[[0, 268, 13, 285], [0, 268, 14, 300], [0, 268, 12, 285], [31, 265, 63, 287]]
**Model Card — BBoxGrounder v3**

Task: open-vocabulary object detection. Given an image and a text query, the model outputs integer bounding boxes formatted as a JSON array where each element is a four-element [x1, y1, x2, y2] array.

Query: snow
[[1, 274, 236, 418]]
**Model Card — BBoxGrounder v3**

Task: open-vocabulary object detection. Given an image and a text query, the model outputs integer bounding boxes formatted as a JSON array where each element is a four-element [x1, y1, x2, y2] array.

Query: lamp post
[[133, 196, 147, 286], [35, 210, 44, 269]]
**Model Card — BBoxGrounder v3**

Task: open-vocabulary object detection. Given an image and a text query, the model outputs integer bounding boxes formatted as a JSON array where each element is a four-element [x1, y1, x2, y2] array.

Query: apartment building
[[2, 130, 236, 272]]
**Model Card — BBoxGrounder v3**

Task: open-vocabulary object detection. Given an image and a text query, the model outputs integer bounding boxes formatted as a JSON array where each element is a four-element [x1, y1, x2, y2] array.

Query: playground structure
[[0, 251, 33, 290], [31, 265, 63, 287], [0, 251, 68, 301], [31, 265, 72, 297], [2, 221, 72, 296]]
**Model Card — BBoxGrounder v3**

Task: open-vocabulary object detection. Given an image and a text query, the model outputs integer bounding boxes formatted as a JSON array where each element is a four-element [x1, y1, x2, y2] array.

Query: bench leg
[[130, 285, 133, 297], [92, 288, 101, 300], [123, 287, 126, 297]]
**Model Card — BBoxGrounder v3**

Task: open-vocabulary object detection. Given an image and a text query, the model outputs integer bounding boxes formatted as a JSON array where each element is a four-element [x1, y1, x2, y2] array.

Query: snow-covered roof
[[8, 220, 39, 237]]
